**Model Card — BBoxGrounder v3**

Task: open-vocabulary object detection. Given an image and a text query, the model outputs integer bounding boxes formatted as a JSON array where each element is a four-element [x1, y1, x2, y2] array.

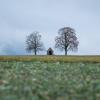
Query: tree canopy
[[26, 31, 44, 55], [55, 27, 79, 55]]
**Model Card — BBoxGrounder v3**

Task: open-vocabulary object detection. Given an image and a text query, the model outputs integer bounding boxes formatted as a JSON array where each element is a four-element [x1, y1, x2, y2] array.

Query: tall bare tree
[[26, 31, 44, 55], [55, 27, 79, 55]]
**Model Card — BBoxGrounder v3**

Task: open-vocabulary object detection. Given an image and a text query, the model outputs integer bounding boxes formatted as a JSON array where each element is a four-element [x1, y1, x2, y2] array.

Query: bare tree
[[55, 27, 79, 55], [26, 31, 44, 55]]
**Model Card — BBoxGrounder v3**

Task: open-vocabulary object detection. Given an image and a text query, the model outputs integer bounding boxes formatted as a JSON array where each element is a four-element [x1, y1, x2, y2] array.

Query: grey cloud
[[0, 0, 100, 55]]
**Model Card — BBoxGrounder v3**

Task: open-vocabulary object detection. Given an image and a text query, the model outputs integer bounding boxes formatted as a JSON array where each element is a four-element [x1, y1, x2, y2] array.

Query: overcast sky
[[0, 0, 100, 55]]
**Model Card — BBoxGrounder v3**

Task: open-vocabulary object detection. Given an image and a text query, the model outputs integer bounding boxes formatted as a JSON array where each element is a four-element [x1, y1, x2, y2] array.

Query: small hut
[[47, 48, 54, 55]]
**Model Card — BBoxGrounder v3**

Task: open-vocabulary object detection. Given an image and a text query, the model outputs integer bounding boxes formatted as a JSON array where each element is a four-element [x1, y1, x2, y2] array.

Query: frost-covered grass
[[0, 62, 100, 100]]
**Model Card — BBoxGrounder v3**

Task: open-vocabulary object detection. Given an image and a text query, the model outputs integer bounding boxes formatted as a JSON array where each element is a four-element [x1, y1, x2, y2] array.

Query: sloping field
[[0, 62, 100, 100], [0, 55, 100, 63]]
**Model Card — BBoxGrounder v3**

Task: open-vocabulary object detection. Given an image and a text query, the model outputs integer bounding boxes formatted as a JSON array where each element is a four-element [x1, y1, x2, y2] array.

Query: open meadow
[[0, 55, 100, 63], [0, 56, 100, 100]]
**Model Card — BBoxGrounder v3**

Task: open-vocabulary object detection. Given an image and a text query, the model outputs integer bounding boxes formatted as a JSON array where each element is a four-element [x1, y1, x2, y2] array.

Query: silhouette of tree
[[26, 31, 44, 55], [55, 27, 79, 55]]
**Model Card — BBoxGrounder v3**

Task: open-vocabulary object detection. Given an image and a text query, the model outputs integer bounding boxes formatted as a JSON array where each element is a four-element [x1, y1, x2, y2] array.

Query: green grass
[[0, 61, 100, 100], [0, 55, 100, 63]]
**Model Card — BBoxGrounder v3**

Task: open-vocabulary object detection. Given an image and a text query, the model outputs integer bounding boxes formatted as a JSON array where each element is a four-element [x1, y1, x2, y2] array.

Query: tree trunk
[[65, 50, 67, 55], [34, 40, 37, 55], [64, 33, 68, 56], [34, 49, 37, 55], [65, 47, 67, 55], [35, 51, 36, 55]]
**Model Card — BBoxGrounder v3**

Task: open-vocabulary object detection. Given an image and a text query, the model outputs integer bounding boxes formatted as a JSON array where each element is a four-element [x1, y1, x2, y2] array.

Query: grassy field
[[0, 55, 100, 63], [0, 56, 100, 100], [0, 61, 100, 100]]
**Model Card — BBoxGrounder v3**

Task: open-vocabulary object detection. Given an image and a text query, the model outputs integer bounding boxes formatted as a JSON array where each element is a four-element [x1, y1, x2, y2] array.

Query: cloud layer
[[0, 0, 100, 55]]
